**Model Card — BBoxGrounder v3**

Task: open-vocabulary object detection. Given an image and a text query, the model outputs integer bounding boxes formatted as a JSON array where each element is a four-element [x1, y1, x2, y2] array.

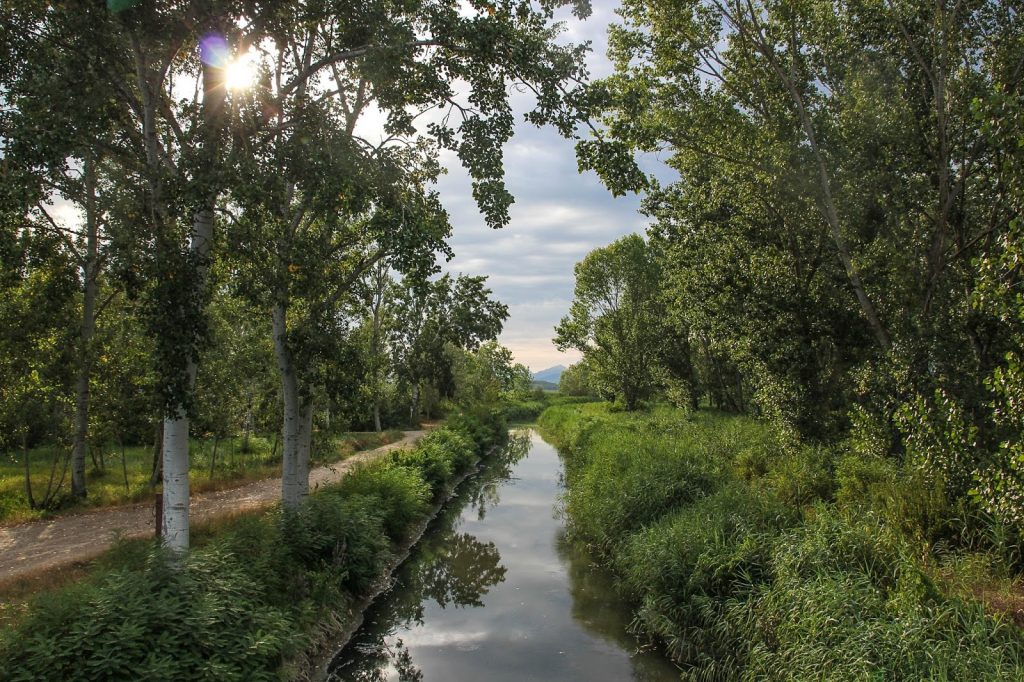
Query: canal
[[325, 429, 679, 681]]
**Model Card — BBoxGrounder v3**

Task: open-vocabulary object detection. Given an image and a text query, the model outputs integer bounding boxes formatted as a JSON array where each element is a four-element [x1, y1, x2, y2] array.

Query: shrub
[[418, 428, 476, 472], [392, 444, 454, 493], [336, 462, 431, 541], [1, 549, 297, 681], [0, 417, 501, 680]]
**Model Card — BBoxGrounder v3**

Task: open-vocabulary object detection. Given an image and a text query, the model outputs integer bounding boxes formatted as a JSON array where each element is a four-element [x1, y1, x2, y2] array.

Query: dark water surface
[[325, 429, 680, 682]]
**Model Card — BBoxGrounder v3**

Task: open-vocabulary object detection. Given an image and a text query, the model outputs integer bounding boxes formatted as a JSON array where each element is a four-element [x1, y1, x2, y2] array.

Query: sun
[[225, 51, 257, 91]]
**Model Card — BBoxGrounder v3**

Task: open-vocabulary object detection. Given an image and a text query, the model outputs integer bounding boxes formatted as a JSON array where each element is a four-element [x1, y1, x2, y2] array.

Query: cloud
[[433, 0, 652, 372]]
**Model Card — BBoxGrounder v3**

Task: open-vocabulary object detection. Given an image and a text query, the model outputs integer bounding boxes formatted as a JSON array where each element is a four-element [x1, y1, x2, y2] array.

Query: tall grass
[[539, 403, 1024, 680]]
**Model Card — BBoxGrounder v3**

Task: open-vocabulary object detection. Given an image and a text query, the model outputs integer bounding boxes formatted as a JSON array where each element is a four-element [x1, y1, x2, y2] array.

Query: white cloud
[[432, 0, 654, 371]]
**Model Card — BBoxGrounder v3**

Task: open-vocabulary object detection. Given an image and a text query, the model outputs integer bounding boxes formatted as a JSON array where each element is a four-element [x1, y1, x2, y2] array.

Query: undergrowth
[[539, 402, 1024, 680], [0, 411, 505, 680]]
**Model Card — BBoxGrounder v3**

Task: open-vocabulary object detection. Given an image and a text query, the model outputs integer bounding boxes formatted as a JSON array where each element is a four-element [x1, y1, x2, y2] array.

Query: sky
[[433, 0, 653, 373], [42, 1, 654, 375]]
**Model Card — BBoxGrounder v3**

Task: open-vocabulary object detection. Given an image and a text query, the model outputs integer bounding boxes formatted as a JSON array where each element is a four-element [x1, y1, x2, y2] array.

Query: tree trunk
[[159, 55, 224, 554], [71, 156, 99, 499], [296, 397, 313, 500], [23, 435, 35, 510], [373, 402, 382, 433], [409, 384, 420, 426], [161, 413, 191, 551], [274, 302, 304, 510], [241, 391, 253, 453], [209, 435, 219, 480], [120, 441, 129, 491], [149, 419, 163, 488]]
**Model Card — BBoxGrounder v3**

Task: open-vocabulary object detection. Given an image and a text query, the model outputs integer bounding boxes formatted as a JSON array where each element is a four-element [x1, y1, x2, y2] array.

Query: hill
[[532, 365, 566, 384]]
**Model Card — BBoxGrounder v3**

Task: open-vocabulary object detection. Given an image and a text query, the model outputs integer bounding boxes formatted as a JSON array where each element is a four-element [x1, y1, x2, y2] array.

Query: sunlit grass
[[0, 430, 403, 524]]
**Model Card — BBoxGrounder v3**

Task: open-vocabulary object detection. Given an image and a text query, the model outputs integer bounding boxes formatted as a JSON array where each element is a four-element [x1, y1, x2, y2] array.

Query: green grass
[[501, 392, 599, 424], [539, 402, 1024, 680], [0, 430, 404, 524], [0, 411, 506, 680]]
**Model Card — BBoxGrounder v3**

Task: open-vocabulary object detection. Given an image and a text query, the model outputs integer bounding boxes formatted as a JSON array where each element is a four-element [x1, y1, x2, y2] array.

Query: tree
[[452, 341, 532, 407], [391, 275, 509, 423], [559, 360, 595, 397], [554, 234, 663, 410], [580, 0, 1024, 444], [3, 0, 595, 538]]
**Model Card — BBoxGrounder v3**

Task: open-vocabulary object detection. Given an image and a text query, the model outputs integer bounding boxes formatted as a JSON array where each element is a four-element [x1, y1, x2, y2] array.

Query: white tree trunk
[[162, 413, 191, 550], [161, 205, 213, 552], [409, 384, 420, 425], [135, 40, 224, 554]]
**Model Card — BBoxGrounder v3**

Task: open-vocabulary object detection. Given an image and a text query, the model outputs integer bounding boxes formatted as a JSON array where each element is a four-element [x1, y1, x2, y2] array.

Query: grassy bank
[[0, 412, 505, 680], [540, 403, 1024, 680], [501, 393, 598, 424], [0, 431, 404, 525]]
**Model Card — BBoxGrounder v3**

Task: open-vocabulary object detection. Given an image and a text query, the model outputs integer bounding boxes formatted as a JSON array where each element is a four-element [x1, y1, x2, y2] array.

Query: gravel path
[[0, 431, 426, 584]]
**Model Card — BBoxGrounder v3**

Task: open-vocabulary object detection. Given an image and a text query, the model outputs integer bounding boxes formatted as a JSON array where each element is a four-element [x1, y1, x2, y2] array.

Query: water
[[325, 429, 680, 682]]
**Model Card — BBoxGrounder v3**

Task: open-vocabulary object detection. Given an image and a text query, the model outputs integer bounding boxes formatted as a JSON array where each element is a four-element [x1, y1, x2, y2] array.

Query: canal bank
[[324, 429, 679, 681]]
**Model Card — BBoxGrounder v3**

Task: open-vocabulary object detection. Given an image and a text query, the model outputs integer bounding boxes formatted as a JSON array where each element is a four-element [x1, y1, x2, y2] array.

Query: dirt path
[[0, 431, 426, 585]]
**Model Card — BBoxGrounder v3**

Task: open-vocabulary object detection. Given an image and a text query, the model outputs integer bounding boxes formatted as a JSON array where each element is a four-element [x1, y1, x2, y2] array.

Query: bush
[[392, 443, 454, 492], [336, 462, 431, 541], [445, 409, 506, 456], [418, 428, 476, 472], [1, 548, 297, 681]]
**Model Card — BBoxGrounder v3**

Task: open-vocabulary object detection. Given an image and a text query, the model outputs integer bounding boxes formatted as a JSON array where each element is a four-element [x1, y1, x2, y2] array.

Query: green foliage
[[392, 445, 454, 492], [541, 403, 1024, 679], [337, 463, 431, 541], [0, 416, 498, 678], [554, 234, 673, 410], [558, 359, 596, 397], [444, 410, 507, 457], [575, 0, 1024, 458]]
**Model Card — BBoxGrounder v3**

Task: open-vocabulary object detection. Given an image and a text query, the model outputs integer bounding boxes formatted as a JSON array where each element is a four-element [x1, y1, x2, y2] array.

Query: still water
[[325, 429, 679, 682]]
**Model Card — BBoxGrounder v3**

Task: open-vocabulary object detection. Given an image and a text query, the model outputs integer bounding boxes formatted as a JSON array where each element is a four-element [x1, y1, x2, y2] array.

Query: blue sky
[[435, 0, 654, 372]]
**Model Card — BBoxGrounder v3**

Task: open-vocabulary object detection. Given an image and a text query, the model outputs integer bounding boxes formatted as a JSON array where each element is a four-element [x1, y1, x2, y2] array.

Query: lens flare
[[199, 34, 229, 68]]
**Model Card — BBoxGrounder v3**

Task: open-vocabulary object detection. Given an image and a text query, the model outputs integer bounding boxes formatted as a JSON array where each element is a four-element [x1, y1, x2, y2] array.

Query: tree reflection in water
[[467, 430, 530, 521], [556, 533, 681, 681], [328, 432, 529, 681]]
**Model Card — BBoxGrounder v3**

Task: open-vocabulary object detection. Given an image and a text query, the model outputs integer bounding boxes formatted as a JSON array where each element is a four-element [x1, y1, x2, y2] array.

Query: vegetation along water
[[540, 403, 1024, 680], [3, 0, 1024, 679], [327, 429, 679, 681]]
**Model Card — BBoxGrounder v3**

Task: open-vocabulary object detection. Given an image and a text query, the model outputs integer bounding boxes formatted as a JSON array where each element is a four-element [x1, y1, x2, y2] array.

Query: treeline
[[0, 0, 590, 549], [560, 0, 1024, 528]]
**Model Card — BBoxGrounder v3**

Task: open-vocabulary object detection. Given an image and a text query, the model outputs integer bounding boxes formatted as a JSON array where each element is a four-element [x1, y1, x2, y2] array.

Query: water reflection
[[557, 536, 680, 681], [326, 430, 678, 682], [465, 432, 530, 521]]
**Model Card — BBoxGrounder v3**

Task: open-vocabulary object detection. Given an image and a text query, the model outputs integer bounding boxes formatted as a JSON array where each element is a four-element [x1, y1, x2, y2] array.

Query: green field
[[0, 431, 403, 525]]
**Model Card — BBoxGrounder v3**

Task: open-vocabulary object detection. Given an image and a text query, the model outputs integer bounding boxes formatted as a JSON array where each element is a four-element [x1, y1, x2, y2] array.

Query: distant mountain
[[532, 365, 566, 384], [531, 380, 559, 392]]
